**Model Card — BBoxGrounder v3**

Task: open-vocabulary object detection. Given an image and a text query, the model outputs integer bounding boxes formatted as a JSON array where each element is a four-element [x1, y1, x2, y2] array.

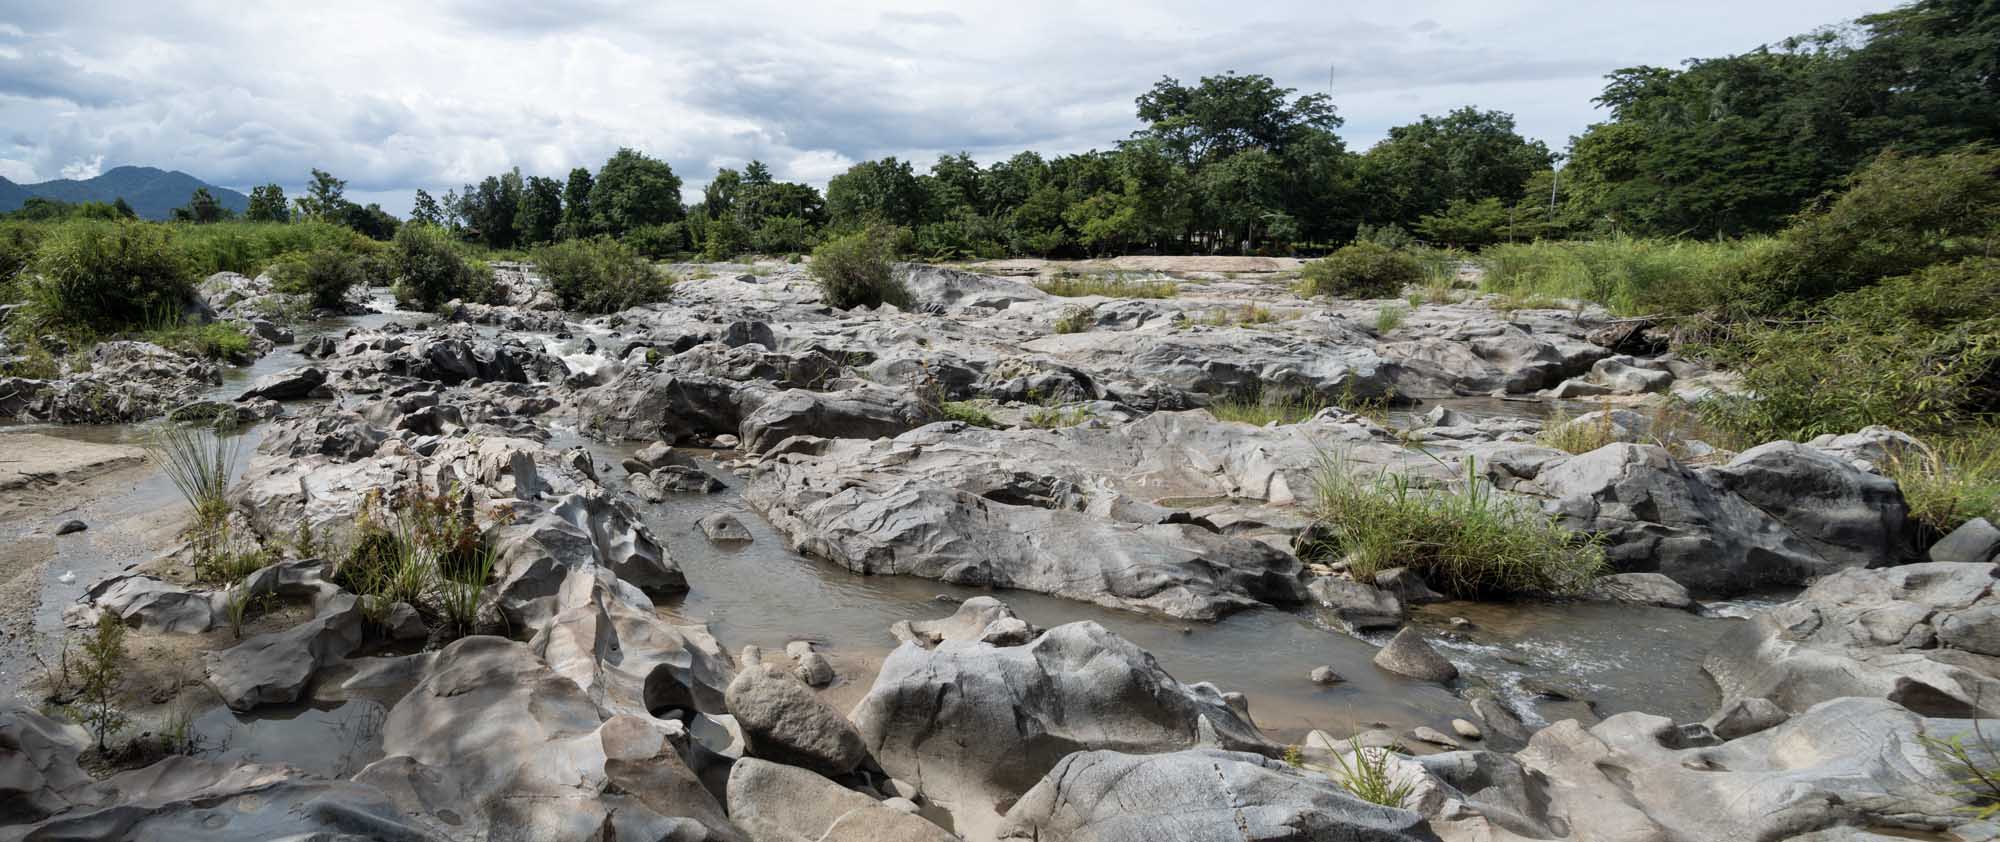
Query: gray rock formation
[[726, 758, 954, 842], [997, 748, 1441, 842], [1373, 627, 1459, 683], [850, 620, 1271, 839], [1705, 562, 2000, 716], [724, 646, 867, 776], [202, 593, 364, 711]]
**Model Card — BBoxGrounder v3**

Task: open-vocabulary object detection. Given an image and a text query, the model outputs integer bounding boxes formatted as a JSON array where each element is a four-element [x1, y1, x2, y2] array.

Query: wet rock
[[1451, 718, 1482, 740], [652, 464, 726, 493], [1705, 697, 1789, 740], [1311, 666, 1344, 685], [726, 758, 953, 842], [997, 748, 1438, 842], [1373, 627, 1458, 683], [1932, 518, 2000, 564], [1308, 576, 1404, 631], [1581, 571, 1693, 609], [203, 593, 364, 711], [852, 621, 1271, 840], [698, 512, 753, 543], [1704, 562, 2000, 716], [1411, 726, 1460, 749], [786, 640, 836, 688], [54, 519, 86, 536], [725, 645, 867, 776], [237, 365, 326, 401], [978, 616, 1035, 646]]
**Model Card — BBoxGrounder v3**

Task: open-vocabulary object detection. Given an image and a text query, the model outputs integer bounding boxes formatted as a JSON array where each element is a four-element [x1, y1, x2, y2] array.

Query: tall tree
[[515, 175, 563, 245], [588, 148, 684, 236], [246, 184, 290, 222], [826, 157, 924, 230], [174, 188, 228, 224], [410, 189, 444, 227], [559, 167, 594, 238], [299, 168, 347, 219], [1361, 107, 1551, 227]]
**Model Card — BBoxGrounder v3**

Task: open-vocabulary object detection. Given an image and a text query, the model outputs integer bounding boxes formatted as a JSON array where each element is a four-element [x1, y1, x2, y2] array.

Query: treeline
[[8, 0, 1990, 258]]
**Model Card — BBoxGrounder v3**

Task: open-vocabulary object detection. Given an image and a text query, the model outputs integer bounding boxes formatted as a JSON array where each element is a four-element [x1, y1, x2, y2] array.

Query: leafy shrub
[[1719, 147, 2000, 311], [178, 221, 379, 277], [1299, 242, 1424, 299], [391, 224, 493, 310], [754, 216, 819, 255], [1305, 456, 1605, 597], [0, 221, 51, 301], [533, 237, 671, 314], [1415, 197, 1510, 248], [1885, 428, 2000, 538], [269, 248, 374, 309], [810, 225, 911, 309], [23, 221, 195, 331], [1054, 304, 1094, 334], [77, 614, 127, 750], [144, 319, 254, 360], [1478, 236, 1759, 316]]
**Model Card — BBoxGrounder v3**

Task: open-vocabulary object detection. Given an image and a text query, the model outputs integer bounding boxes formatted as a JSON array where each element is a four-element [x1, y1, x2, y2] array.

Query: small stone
[[933, 594, 962, 604], [1930, 518, 2000, 564], [698, 512, 753, 543], [54, 520, 87, 536], [1450, 718, 1482, 740], [1705, 697, 1789, 740], [1309, 666, 1343, 685], [714, 434, 740, 448], [1521, 676, 1587, 701], [384, 601, 428, 641], [882, 778, 921, 800], [881, 797, 921, 815], [978, 617, 1034, 646], [1411, 726, 1460, 748], [785, 640, 836, 688]]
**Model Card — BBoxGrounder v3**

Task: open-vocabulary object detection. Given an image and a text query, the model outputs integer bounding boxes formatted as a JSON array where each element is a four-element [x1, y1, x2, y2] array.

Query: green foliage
[[514, 175, 563, 246], [939, 401, 1000, 428], [245, 184, 290, 223], [590, 148, 685, 236], [1306, 457, 1606, 597], [1299, 242, 1423, 299], [1885, 429, 2000, 538], [171, 187, 232, 224], [621, 223, 687, 260], [173, 220, 379, 277], [1373, 304, 1407, 333], [810, 225, 911, 309], [1209, 392, 1322, 426], [1414, 197, 1514, 248], [23, 221, 195, 332], [77, 614, 128, 750], [148, 416, 241, 532], [1478, 236, 1761, 316], [1053, 304, 1094, 334], [1035, 272, 1178, 299], [391, 224, 494, 310], [533, 237, 671, 314], [269, 247, 373, 309], [1329, 739, 1417, 809], [1921, 725, 2000, 821], [142, 319, 254, 361]]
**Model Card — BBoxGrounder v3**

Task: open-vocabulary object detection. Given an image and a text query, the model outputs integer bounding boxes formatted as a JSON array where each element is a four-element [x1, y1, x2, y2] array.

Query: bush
[[24, 221, 195, 331], [621, 223, 687, 260], [0, 221, 51, 302], [144, 319, 254, 360], [77, 613, 127, 750], [391, 224, 493, 310], [1305, 457, 1606, 597], [178, 221, 378, 277], [1035, 272, 1177, 298], [269, 248, 375, 309], [1299, 242, 1424, 299], [1478, 236, 1758, 316], [810, 225, 910, 309], [1719, 147, 2000, 311], [532, 237, 671, 314]]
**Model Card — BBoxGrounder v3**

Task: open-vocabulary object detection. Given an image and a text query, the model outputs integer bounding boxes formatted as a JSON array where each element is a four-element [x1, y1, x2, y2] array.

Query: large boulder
[[724, 646, 868, 776], [1702, 441, 1913, 570], [737, 384, 940, 454], [1704, 562, 2000, 716], [0, 706, 92, 824], [237, 365, 326, 401], [850, 621, 1272, 839], [997, 748, 1441, 842], [726, 758, 954, 842], [529, 567, 734, 718], [202, 593, 365, 711]]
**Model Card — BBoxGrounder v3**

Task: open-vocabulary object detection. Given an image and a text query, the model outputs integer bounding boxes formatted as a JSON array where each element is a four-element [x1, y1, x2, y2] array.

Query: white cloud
[[0, 0, 1891, 211], [58, 153, 102, 180]]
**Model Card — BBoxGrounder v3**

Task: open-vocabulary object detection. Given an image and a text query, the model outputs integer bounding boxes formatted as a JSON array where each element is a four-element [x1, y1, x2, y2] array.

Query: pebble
[[55, 519, 87, 536], [1309, 666, 1343, 685], [1411, 726, 1460, 748], [1451, 718, 1483, 740]]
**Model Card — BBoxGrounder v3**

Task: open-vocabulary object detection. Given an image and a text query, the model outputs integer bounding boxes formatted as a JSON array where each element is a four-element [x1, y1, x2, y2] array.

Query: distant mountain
[[0, 176, 30, 211], [2, 166, 250, 220]]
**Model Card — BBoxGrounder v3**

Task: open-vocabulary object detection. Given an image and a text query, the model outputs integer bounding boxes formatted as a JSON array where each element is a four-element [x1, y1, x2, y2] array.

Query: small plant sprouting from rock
[[1330, 738, 1417, 809], [1921, 718, 2000, 820], [1054, 304, 1094, 334], [1283, 744, 1304, 768], [940, 400, 1000, 429], [160, 700, 198, 756], [1374, 304, 1407, 333], [77, 614, 129, 751]]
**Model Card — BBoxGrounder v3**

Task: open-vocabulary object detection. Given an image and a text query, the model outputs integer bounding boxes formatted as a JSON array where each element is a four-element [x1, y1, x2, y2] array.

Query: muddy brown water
[[2, 288, 1759, 765]]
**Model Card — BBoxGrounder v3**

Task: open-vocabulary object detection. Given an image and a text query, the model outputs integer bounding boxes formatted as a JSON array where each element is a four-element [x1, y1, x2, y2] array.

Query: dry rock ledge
[[3, 262, 1991, 842]]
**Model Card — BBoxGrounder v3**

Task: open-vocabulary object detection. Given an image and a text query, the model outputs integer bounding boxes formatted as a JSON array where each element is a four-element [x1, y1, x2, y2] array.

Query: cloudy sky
[[2, 0, 1889, 214]]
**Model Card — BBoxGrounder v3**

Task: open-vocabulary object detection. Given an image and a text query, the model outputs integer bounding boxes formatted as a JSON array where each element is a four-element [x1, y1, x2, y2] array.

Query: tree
[[515, 175, 563, 246], [111, 197, 136, 219], [460, 169, 525, 248], [246, 184, 289, 222], [827, 157, 924, 231], [560, 167, 594, 238], [410, 189, 445, 227], [173, 187, 229, 224], [1133, 72, 1340, 168], [588, 148, 684, 236], [299, 168, 347, 219], [1362, 107, 1552, 227], [338, 202, 400, 240], [703, 168, 742, 219]]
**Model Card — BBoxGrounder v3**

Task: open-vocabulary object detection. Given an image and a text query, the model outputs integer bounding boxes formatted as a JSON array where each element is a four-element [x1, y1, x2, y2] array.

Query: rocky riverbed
[[2, 258, 1996, 841]]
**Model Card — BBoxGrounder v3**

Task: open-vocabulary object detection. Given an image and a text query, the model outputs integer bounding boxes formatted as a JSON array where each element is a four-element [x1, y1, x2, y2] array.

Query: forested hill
[[0, 167, 248, 220]]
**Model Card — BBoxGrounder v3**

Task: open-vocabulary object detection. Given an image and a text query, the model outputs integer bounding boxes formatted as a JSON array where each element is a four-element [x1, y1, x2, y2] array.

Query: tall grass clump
[[140, 310, 255, 361], [810, 225, 911, 309], [532, 236, 671, 313], [392, 224, 495, 310], [177, 221, 379, 277], [1210, 390, 1324, 426], [268, 247, 378, 309], [1884, 430, 2000, 538], [1478, 236, 1762, 317], [1035, 272, 1178, 299], [22, 220, 195, 332], [147, 416, 242, 531], [1330, 739, 1417, 809], [1305, 456, 1605, 597], [1298, 242, 1423, 299]]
